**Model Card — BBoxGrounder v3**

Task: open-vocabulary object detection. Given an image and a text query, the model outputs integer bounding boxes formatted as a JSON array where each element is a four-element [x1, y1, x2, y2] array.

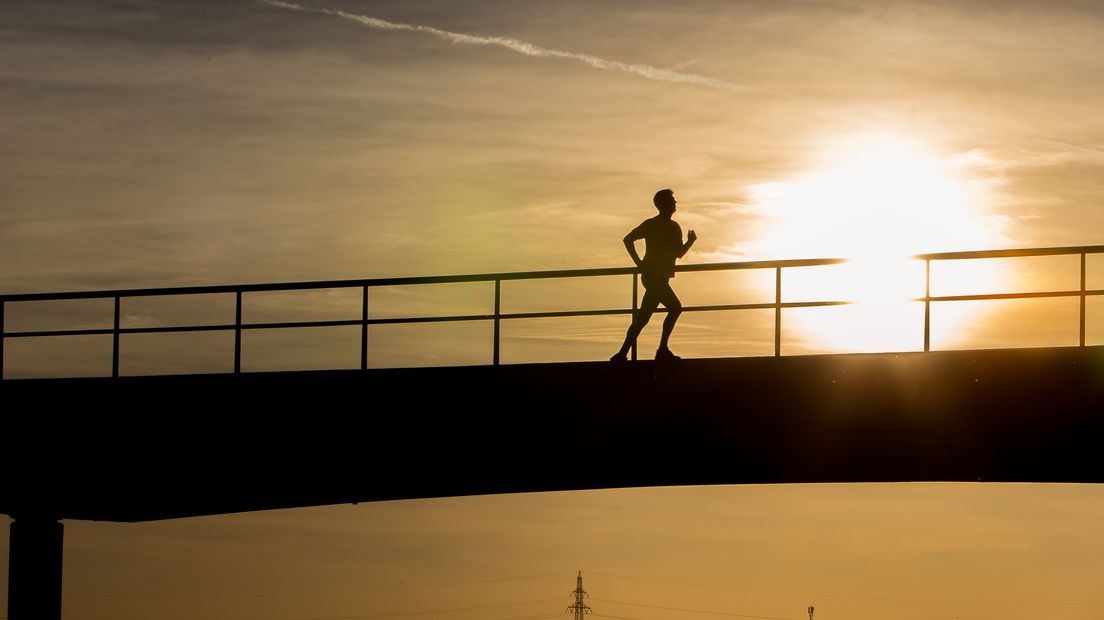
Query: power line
[[64, 593, 561, 620], [258, 596, 565, 620], [57, 572, 571, 600], [15, 565, 1101, 615], [592, 597, 797, 620], [589, 570, 1104, 608]]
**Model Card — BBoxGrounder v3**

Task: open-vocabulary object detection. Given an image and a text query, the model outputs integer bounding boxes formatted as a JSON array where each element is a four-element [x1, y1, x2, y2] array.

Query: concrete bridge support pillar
[[7, 517, 64, 620]]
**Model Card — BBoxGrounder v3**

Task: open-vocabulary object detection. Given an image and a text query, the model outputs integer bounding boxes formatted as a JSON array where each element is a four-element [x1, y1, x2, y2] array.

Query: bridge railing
[[1, 245, 1101, 379], [916, 244, 1104, 352]]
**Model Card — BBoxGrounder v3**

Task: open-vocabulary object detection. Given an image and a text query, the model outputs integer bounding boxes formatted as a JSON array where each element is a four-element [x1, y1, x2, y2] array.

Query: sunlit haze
[[746, 131, 1004, 351]]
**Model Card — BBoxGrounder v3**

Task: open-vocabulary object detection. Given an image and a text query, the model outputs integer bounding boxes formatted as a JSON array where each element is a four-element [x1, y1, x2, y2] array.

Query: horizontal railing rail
[[1, 246, 1101, 379], [0, 257, 848, 303], [915, 244, 1104, 261]]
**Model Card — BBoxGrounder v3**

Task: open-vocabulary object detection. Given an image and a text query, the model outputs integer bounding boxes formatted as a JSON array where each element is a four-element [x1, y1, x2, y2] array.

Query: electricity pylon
[[566, 571, 592, 620]]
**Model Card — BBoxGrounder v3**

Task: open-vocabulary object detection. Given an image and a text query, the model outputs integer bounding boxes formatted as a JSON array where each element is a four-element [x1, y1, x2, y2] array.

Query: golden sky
[[3, 0, 1104, 374], [3, 1, 1104, 618]]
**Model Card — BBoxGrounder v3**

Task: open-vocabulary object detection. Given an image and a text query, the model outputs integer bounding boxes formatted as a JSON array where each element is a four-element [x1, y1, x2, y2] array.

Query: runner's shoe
[[655, 348, 681, 361]]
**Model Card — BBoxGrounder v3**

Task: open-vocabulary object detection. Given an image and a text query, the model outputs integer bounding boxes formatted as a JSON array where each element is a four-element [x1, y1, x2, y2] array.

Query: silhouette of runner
[[611, 188, 697, 362]]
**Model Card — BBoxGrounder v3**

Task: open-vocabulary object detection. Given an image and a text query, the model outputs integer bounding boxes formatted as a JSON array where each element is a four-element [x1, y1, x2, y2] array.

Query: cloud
[[697, 201, 762, 215], [259, 0, 751, 93], [1040, 139, 1104, 159]]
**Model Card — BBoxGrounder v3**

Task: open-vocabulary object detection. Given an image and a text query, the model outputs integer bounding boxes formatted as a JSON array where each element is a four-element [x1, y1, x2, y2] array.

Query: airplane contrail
[[260, 0, 750, 93], [1042, 139, 1104, 157]]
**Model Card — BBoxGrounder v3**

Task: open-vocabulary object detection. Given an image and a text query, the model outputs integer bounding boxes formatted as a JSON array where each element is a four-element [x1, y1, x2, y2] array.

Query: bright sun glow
[[746, 132, 1004, 352]]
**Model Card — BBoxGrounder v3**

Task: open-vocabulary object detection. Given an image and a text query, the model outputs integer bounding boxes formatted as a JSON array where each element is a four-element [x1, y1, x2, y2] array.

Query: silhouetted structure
[[567, 571, 592, 619], [2, 244, 1100, 378]]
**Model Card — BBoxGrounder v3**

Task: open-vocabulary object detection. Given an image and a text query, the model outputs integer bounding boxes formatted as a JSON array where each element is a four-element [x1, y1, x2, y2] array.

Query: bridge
[[2, 244, 1104, 620]]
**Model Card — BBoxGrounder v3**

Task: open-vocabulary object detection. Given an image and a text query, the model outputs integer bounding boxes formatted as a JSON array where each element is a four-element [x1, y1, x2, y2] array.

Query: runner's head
[[653, 188, 676, 214]]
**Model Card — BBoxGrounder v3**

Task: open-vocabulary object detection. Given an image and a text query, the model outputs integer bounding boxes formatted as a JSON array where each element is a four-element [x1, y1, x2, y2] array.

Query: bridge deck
[[2, 345, 1103, 522]]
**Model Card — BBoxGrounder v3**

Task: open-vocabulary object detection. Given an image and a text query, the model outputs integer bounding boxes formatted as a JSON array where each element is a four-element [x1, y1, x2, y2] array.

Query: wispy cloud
[[1040, 138, 1104, 158], [260, 0, 750, 93], [698, 201, 761, 215]]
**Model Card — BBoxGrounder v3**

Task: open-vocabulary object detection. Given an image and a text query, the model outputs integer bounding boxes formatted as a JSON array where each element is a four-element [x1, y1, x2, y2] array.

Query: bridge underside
[[3, 345, 1103, 522]]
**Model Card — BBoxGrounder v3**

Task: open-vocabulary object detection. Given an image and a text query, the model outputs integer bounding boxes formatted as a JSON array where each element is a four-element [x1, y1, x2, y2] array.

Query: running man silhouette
[[611, 188, 697, 362]]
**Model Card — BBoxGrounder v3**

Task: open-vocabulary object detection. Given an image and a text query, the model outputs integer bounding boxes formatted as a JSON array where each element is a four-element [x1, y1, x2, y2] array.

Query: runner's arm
[[623, 226, 645, 268], [677, 229, 697, 258]]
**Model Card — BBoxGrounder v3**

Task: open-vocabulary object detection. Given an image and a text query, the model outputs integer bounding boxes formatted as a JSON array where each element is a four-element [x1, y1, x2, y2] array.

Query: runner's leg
[[614, 286, 661, 358], [657, 282, 682, 351]]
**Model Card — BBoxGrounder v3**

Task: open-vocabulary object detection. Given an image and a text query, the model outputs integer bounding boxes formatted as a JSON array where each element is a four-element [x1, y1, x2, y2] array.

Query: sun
[[745, 131, 1004, 352]]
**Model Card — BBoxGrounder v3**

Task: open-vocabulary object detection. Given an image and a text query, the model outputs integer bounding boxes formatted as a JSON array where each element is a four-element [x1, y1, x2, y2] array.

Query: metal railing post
[[774, 267, 782, 357], [631, 272, 639, 361], [361, 285, 369, 370], [493, 279, 501, 366], [112, 296, 121, 377], [1080, 252, 1087, 347], [1, 300, 5, 381], [924, 259, 931, 352], [234, 290, 242, 374]]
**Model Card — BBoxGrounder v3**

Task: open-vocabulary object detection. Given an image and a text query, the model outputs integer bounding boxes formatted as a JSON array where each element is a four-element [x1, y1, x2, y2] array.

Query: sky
[[3, 1, 1104, 619], [3, 0, 1104, 375]]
